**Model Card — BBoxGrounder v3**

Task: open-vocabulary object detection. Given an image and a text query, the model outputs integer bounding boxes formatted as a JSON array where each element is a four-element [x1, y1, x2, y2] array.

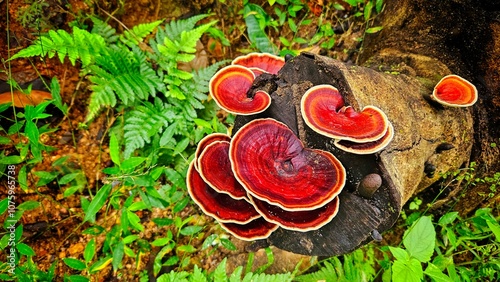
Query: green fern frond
[[120, 20, 163, 47], [90, 17, 119, 44], [123, 99, 176, 158], [86, 46, 164, 121], [161, 14, 209, 41], [294, 260, 341, 282], [10, 26, 106, 67]]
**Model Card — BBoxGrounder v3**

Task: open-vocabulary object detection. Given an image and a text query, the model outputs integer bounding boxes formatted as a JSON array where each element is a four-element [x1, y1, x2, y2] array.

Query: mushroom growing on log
[[231, 52, 473, 256]]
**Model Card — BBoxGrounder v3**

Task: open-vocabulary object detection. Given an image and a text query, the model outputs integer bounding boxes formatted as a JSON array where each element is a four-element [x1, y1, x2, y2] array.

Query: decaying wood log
[[233, 53, 473, 256]]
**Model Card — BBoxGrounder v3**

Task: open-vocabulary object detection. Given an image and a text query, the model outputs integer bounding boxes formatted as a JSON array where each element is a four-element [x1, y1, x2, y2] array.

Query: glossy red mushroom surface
[[229, 118, 346, 211], [220, 217, 278, 241], [232, 53, 285, 75], [194, 133, 231, 169], [301, 85, 389, 142], [186, 161, 260, 224], [250, 196, 340, 231], [198, 141, 248, 199], [334, 122, 394, 154], [209, 65, 271, 115], [432, 75, 478, 107]]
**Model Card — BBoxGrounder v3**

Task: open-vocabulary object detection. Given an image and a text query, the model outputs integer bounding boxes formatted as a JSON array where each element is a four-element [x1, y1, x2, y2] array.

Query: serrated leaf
[[424, 263, 453, 282], [392, 258, 423, 282], [403, 216, 436, 263]]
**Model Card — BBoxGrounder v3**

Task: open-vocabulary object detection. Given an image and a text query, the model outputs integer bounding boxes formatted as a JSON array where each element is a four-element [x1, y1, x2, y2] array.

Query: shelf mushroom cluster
[[301, 84, 394, 154], [187, 119, 346, 240], [191, 53, 398, 240]]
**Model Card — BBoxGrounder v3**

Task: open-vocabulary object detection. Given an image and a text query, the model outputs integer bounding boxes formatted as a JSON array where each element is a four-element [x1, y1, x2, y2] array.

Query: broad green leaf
[[58, 172, 80, 185], [126, 210, 144, 231], [180, 225, 202, 236], [109, 133, 121, 166], [438, 212, 459, 226], [24, 120, 40, 143], [366, 26, 384, 33], [112, 241, 124, 272], [152, 237, 171, 247], [83, 184, 112, 223], [89, 257, 112, 273], [121, 157, 146, 171], [403, 216, 435, 262], [63, 258, 87, 271], [0, 155, 23, 164], [424, 263, 453, 282], [0, 136, 11, 144], [17, 242, 35, 256], [0, 198, 8, 215], [84, 238, 95, 263], [221, 238, 237, 251], [66, 275, 90, 282], [392, 258, 423, 282], [486, 220, 500, 242], [17, 200, 40, 211], [389, 246, 409, 261], [18, 165, 27, 191], [127, 201, 147, 211], [176, 244, 196, 253], [173, 137, 190, 155]]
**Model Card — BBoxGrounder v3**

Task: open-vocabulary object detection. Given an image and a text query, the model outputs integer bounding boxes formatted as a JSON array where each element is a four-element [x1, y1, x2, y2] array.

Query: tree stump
[[233, 53, 473, 256]]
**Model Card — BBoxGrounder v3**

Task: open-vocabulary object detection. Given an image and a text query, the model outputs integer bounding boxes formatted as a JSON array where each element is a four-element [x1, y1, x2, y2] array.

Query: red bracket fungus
[[249, 196, 340, 232], [197, 141, 248, 200], [209, 65, 271, 115], [220, 218, 278, 241], [431, 74, 478, 107], [186, 161, 260, 224], [229, 118, 346, 211], [334, 122, 395, 154], [301, 84, 390, 143], [232, 52, 285, 75], [194, 133, 231, 169]]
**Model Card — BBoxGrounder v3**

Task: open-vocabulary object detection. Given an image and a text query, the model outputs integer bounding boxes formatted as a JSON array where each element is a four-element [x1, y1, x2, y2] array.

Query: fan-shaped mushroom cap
[[209, 65, 271, 115], [220, 217, 278, 241], [186, 161, 260, 224], [232, 53, 285, 75], [250, 196, 340, 232], [334, 122, 394, 154], [431, 75, 478, 107], [229, 118, 346, 211], [301, 84, 389, 142], [194, 133, 231, 169], [198, 141, 248, 199]]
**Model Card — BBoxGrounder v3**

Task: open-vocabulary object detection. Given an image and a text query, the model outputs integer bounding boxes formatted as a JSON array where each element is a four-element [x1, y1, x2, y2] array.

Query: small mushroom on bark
[[431, 74, 478, 107], [357, 173, 383, 198]]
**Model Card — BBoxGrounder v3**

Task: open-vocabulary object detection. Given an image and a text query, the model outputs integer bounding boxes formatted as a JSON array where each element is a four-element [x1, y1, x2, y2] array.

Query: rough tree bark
[[232, 0, 500, 256]]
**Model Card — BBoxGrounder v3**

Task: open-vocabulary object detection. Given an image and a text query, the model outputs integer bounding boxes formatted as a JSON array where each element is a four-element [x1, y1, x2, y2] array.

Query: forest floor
[[1, 0, 497, 281]]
